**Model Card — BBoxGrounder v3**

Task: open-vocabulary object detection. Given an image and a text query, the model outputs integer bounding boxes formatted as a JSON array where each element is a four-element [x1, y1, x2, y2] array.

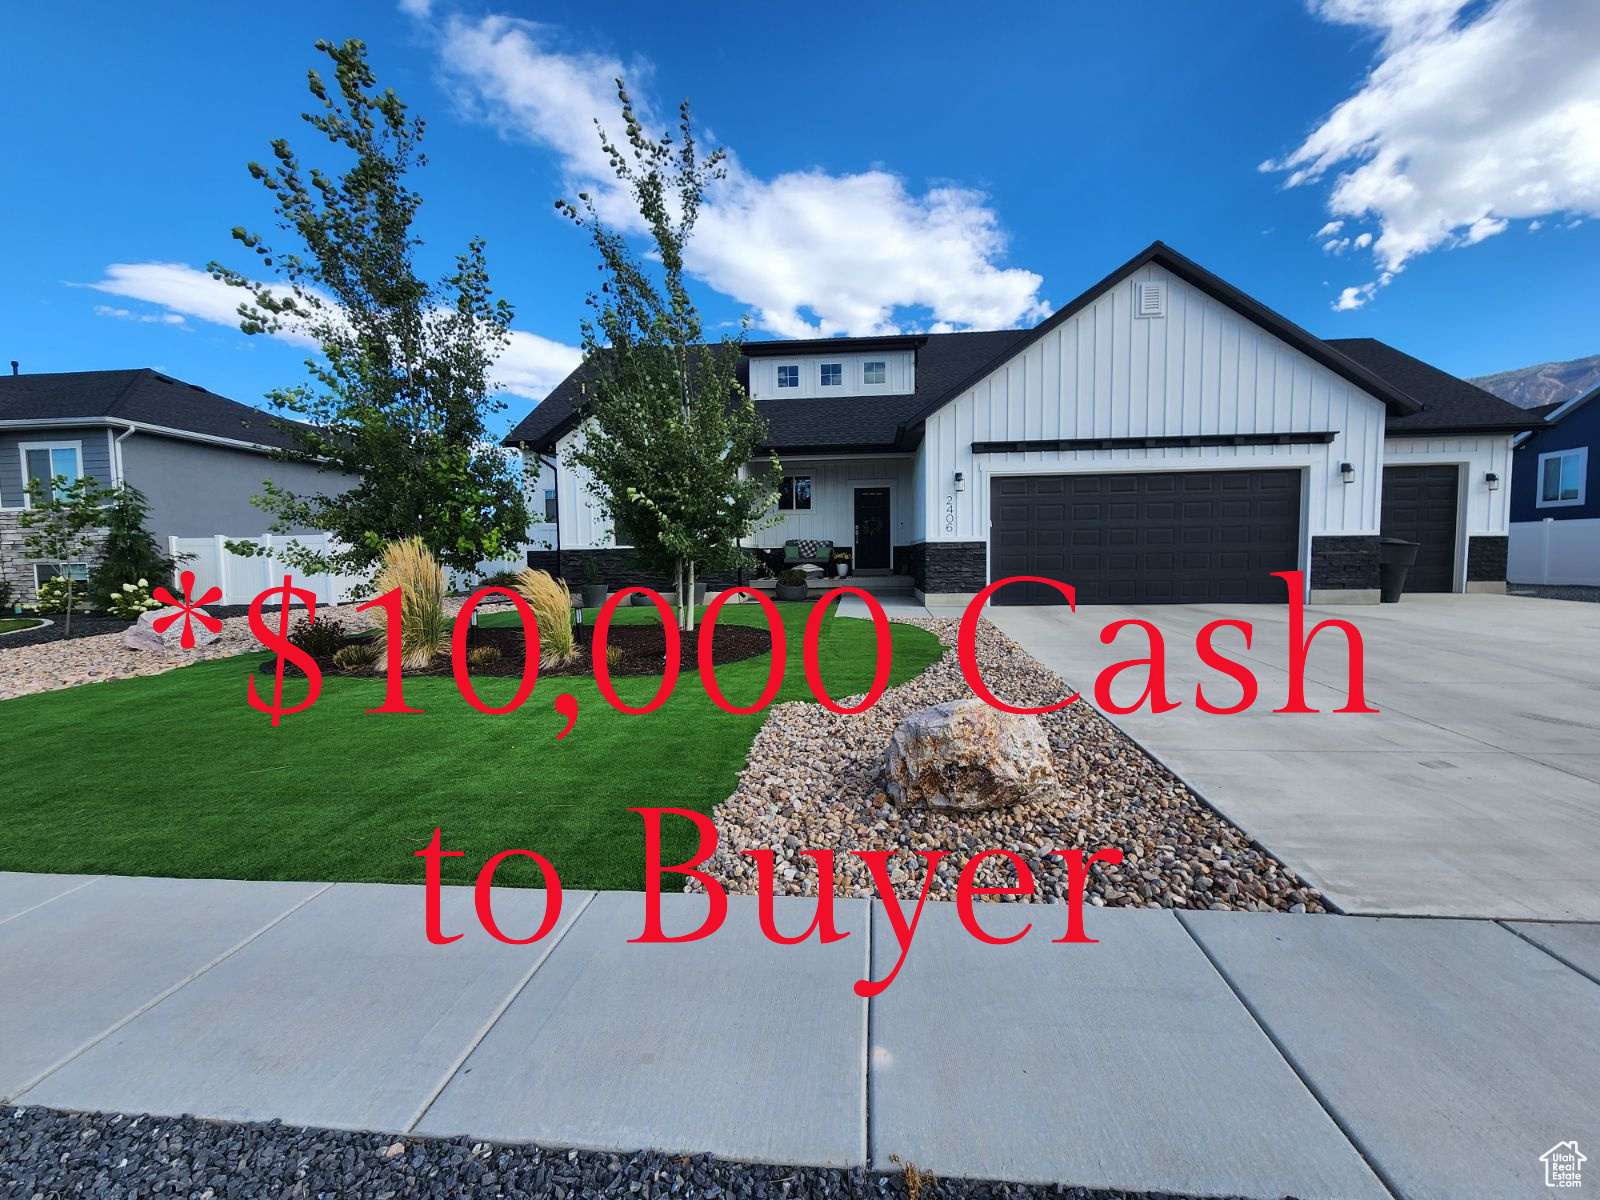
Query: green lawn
[[0, 602, 942, 891], [0, 618, 45, 634]]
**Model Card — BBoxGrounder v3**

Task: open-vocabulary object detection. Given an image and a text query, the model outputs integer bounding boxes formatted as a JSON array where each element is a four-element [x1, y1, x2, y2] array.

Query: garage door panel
[[990, 469, 1302, 604], [1381, 464, 1459, 593]]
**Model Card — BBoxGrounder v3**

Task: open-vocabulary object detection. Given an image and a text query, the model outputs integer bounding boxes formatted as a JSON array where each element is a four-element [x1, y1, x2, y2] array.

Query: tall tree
[[559, 82, 777, 631], [210, 38, 528, 582], [20, 474, 112, 638]]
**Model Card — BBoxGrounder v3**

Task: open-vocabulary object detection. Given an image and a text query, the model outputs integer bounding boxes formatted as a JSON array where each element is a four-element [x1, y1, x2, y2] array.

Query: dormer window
[[820, 363, 843, 387], [862, 360, 887, 385], [777, 365, 799, 389]]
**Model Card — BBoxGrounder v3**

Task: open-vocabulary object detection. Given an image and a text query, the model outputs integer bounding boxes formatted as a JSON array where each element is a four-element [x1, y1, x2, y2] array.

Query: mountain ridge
[[1471, 353, 1600, 409]]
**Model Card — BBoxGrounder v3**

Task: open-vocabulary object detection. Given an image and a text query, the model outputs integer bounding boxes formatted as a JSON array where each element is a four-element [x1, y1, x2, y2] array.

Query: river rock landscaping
[[695, 616, 1325, 914]]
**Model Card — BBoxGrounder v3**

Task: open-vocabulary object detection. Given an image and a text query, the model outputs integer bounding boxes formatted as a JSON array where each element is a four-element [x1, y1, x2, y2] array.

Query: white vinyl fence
[[1508, 518, 1600, 586], [168, 533, 541, 607]]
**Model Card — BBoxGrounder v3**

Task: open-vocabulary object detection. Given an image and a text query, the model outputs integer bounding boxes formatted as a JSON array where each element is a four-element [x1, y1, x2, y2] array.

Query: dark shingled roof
[[0, 368, 305, 451], [1324, 339, 1539, 435], [504, 244, 1534, 453]]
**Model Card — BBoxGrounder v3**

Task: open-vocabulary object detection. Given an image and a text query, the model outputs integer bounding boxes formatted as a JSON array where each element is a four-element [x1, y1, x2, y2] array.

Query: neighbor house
[[506, 242, 1534, 606], [1509, 384, 1600, 586], [0, 367, 338, 603]]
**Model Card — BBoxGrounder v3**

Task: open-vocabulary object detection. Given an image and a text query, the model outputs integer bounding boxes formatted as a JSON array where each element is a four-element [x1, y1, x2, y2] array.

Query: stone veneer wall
[[909, 541, 987, 595], [1466, 534, 1508, 582], [1309, 535, 1380, 593], [0, 513, 106, 606]]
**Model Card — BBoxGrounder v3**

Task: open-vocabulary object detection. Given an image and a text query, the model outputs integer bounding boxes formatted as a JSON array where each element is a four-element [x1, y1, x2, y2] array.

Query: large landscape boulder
[[880, 698, 1059, 812], [124, 606, 220, 652]]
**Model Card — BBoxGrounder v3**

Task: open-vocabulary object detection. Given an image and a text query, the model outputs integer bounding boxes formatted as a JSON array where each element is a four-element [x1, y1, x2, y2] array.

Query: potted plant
[[776, 567, 809, 602], [831, 548, 852, 579], [580, 557, 608, 609]]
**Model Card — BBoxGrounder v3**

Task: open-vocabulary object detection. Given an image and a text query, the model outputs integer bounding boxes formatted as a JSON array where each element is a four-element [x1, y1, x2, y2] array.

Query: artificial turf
[[0, 601, 943, 891], [0, 618, 45, 634]]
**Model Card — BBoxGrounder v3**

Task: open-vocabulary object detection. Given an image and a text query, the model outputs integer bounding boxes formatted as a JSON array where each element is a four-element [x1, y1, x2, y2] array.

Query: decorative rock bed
[[693, 617, 1325, 913]]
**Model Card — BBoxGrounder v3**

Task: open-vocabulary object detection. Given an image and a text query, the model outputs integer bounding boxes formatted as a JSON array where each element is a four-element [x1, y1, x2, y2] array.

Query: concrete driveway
[[987, 595, 1600, 920]]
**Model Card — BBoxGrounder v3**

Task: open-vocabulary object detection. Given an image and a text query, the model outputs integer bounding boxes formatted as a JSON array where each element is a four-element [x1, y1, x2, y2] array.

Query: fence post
[[213, 535, 230, 605], [1542, 517, 1553, 585]]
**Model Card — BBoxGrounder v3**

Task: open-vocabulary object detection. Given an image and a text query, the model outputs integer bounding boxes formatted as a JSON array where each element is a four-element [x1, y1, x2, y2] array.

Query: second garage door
[[1381, 464, 1460, 593], [990, 469, 1303, 604]]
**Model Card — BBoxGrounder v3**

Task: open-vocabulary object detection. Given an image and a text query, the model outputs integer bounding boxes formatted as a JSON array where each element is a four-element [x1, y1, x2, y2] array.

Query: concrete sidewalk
[[2, 871, 1596, 1199]]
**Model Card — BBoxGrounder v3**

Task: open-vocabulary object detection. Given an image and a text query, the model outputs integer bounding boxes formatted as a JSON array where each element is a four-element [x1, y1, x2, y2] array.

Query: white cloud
[[1314, 220, 1346, 237], [435, 14, 1049, 337], [397, 0, 432, 16], [83, 261, 579, 399], [93, 304, 186, 326], [1268, 0, 1600, 308]]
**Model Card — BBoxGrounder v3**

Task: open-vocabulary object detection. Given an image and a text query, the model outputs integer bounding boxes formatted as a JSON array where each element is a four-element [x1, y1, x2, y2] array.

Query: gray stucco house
[[0, 367, 333, 603]]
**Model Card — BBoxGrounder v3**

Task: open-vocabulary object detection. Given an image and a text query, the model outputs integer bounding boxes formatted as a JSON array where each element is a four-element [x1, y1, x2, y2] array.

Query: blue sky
[[3, 0, 1596, 433]]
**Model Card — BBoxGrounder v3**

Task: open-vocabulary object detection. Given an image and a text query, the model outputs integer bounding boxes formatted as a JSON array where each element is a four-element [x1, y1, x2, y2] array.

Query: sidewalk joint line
[[1172, 910, 1403, 1200], [1495, 920, 1600, 987], [862, 899, 874, 1171], [402, 888, 598, 1136], [5, 880, 336, 1105], [0, 875, 106, 931]]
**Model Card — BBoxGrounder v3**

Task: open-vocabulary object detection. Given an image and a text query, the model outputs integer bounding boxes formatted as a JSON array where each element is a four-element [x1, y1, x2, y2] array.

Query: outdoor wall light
[[954, 471, 966, 492], [1340, 462, 1355, 484], [1486, 472, 1500, 491]]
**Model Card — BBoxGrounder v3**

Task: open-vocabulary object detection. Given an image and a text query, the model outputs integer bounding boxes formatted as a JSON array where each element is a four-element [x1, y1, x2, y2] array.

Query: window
[[778, 475, 812, 511], [862, 360, 887, 385], [34, 562, 89, 588], [820, 363, 843, 387], [21, 442, 82, 505], [777, 364, 800, 389], [544, 489, 559, 523], [1538, 447, 1587, 507]]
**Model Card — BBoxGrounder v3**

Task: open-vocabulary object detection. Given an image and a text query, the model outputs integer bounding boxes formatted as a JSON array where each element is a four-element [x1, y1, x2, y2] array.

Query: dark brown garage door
[[989, 469, 1303, 604], [1381, 464, 1459, 593]]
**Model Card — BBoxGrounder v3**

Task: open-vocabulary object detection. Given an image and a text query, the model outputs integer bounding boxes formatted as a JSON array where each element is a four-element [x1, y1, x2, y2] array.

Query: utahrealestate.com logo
[[1542, 1141, 1585, 1188]]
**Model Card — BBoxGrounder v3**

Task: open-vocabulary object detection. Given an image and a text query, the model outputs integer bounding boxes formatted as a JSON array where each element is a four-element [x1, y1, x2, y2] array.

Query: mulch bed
[[0, 615, 134, 648], [274, 621, 772, 679]]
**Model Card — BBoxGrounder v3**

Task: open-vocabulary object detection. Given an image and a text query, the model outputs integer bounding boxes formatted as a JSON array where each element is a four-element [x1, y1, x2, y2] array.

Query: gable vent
[[1134, 280, 1166, 318]]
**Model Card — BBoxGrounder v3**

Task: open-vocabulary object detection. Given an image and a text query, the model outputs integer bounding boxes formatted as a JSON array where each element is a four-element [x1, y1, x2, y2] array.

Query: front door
[[853, 487, 891, 570]]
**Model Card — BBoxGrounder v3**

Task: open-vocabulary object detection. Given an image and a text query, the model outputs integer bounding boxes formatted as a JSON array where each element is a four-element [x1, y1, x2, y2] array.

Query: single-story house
[[505, 242, 1534, 606], [0, 367, 336, 603], [1509, 384, 1600, 586]]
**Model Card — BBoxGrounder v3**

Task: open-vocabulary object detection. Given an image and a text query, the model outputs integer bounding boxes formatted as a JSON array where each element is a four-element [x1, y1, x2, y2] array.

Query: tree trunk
[[685, 559, 696, 633], [63, 576, 74, 639]]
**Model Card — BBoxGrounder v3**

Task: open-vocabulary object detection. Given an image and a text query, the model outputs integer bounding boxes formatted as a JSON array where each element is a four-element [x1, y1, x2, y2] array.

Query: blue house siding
[[0, 426, 115, 508], [1511, 398, 1600, 522]]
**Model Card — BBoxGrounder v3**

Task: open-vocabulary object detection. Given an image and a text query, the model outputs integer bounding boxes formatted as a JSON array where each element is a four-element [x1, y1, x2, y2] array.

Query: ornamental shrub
[[373, 538, 449, 669], [513, 567, 574, 665], [89, 485, 178, 602], [105, 578, 164, 621], [33, 575, 89, 615], [331, 641, 380, 672], [288, 615, 348, 659]]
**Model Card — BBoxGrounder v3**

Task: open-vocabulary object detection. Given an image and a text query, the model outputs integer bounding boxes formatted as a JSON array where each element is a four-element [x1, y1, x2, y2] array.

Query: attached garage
[[1381, 464, 1460, 593], [989, 469, 1303, 604]]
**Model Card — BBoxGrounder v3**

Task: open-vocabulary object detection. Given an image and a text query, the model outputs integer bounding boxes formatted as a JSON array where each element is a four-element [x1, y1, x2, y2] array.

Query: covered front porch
[[741, 453, 918, 581]]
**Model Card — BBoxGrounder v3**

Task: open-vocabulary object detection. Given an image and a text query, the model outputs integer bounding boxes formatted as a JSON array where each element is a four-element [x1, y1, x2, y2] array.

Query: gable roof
[[1324, 339, 1537, 435], [0, 368, 306, 451], [504, 240, 1534, 455], [1541, 382, 1600, 426]]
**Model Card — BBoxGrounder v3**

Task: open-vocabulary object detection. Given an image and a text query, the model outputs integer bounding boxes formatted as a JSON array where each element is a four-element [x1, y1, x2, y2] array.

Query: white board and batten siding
[[748, 456, 917, 549], [1383, 433, 1514, 539], [918, 263, 1391, 568]]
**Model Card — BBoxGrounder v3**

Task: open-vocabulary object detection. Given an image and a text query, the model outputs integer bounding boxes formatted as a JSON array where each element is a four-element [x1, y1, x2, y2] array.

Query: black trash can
[[1378, 537, 1420, 603]]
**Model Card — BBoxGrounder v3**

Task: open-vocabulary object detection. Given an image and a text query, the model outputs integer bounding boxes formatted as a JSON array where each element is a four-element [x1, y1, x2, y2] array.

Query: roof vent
[[1134, 280, 1166, 319]]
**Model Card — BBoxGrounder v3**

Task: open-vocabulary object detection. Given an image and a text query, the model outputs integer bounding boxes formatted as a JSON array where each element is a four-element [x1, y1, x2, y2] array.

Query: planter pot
[[676, 581, 708, 607], [834, 563, 849, 578], [1377, 537, 1420, 603], [630, 589, 659, 607], [581, 584, 608, 609], [776, 583, 809, 602]]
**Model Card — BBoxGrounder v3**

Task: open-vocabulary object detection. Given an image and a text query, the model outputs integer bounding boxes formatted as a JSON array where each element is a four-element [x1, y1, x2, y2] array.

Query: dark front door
[[1381, 464, 1460, 593], [989, 469, 1303, 604], [853, 487, 891, 570]]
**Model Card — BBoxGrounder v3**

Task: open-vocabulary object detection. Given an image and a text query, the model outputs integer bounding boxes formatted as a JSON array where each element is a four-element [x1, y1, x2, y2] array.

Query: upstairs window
[[862, 360, 887, 385], [779, 475, 812, 511], [543, 489, 558, 523], [1538, 448, 1587, 507], [777, 364, 800, 389], [820, 363, 843, 387], [22, 443, 83, 506]]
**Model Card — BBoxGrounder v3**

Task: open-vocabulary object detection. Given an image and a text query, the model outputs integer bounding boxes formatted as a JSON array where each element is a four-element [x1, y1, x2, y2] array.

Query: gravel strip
[[0, 599, 513, 703], [1508, 583, 1600, 603], [0, 1106, 1235, 1200], [696, 617, 1323, 913]]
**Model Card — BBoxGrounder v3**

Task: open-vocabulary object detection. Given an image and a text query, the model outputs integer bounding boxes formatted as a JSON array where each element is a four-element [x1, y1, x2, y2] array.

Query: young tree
[[20, 474, 112, 638], [88, 483, 179, 600], [210, 38, 528, 583], [560, 83, 777, 631]]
